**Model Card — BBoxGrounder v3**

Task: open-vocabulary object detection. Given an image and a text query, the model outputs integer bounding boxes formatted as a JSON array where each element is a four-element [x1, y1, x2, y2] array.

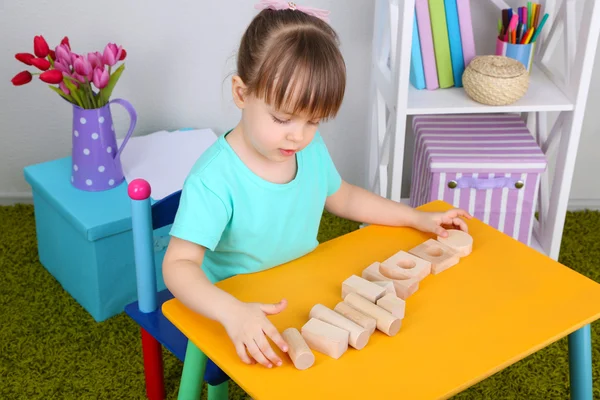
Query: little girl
[[163, 1, 471, 369]]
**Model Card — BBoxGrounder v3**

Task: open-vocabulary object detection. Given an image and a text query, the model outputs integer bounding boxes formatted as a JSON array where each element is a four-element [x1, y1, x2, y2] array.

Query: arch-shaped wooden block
[[408, 239, 459, 275], [380, 250, 431, 281], [361, 262, 419, 300]]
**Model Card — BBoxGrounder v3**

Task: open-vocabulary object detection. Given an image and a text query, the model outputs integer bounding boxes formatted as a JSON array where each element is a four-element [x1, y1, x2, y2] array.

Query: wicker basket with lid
[[462, 55, 530, 106]]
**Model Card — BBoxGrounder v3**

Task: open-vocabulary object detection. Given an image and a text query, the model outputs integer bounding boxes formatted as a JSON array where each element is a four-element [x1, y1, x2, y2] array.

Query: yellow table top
[[163, 201, 600, 399]]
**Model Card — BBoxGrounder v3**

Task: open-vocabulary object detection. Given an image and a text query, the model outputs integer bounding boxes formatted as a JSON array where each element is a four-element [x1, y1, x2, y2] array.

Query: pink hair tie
[[254, 0, 331, 23]]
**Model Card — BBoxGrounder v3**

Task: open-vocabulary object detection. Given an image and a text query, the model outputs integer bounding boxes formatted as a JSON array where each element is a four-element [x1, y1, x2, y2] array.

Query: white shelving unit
[[367, 0, 600, 260]]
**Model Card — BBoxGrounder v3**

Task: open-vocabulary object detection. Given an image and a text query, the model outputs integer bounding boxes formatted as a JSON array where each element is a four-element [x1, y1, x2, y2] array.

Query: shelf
[[406, 65, 574, 115]]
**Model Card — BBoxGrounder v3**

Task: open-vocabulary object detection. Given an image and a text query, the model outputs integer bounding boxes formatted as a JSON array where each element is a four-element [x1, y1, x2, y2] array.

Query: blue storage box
[[24, 157, 169, 322]]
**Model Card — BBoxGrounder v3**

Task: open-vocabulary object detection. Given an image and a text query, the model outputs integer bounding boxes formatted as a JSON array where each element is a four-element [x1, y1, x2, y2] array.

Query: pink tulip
[[73, 55, 93, 81], [59, 81, 70, 95], [72, 72, 87, 84], [87, 52, 103, 69], [54, 60, 70, 75], [55, 44, 71, 66], [92, 67, 109, 89], [102, 43, 123, 66]]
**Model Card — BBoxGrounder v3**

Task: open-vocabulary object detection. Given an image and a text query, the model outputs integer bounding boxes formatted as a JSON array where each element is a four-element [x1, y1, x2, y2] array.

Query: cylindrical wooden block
[[334, 302, 376, 335], [344, 293, 402, 336], [309, 304, 371, 350], [282, 328, 314, 370], [437, 229, 473, 257]]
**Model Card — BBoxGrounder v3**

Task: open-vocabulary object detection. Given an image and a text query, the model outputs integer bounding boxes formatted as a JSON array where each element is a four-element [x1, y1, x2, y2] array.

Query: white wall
[[0, 0, 374, 202], [1, 0, 599, 207]]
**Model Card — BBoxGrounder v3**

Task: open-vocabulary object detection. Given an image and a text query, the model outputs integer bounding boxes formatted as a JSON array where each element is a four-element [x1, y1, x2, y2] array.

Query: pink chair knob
[[128, 178, 151, 200]]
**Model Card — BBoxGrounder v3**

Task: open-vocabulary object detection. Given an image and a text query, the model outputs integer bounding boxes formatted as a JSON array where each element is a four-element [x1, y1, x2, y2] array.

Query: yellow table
[[163, 201, 600, 399]]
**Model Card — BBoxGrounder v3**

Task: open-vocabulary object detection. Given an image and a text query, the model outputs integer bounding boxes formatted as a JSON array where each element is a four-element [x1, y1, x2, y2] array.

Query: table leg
[[178, 340, 207, 400], [207, 381, 229, 400], [568, 324, 593, 400]]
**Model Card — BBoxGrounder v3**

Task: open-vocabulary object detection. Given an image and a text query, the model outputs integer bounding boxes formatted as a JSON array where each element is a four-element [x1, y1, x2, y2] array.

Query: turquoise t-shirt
[[169, 131, 342, 283]]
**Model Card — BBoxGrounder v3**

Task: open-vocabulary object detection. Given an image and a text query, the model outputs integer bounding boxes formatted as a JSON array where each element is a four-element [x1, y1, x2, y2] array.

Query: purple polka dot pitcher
[[70, 98, 136, 191]]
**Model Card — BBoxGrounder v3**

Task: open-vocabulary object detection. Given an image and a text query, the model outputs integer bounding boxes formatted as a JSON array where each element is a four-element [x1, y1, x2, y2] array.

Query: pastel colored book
[[415, 0, 439, 89], [456, 0, 476, 67], [444, 0, 465, 87], [428, 0, 454, 88], [410, 12, 426, 90]]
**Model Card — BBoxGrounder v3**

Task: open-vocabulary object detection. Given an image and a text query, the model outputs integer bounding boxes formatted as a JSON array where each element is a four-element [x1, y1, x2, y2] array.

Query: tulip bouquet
[[11, 35, 127, 109]]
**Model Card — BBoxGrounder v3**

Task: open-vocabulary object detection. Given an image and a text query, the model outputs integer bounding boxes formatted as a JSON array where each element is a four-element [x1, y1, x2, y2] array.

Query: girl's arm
[[163, 237, 242, 323], [324, 180, 471, 235], [324, 180, 421, 227], [162, 237, 289, 367]]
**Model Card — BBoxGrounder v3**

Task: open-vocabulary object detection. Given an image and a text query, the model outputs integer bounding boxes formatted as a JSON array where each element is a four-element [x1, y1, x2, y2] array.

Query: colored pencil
[[498, 3, 548, 45], [530, 13, 549, 43], [524, 28, 535, 44]]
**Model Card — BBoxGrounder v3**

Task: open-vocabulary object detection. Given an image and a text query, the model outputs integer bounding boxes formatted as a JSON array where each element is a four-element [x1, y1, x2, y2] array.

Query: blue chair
[[124, 178, 229, 399]]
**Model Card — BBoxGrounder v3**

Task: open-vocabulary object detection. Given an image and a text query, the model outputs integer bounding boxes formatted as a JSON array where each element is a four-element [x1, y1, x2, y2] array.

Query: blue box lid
[[24, 157, 137, 241]]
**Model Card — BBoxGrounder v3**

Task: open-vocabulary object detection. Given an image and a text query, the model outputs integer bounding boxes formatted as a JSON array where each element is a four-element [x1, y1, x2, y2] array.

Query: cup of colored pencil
[[495, 2, 549, 72]]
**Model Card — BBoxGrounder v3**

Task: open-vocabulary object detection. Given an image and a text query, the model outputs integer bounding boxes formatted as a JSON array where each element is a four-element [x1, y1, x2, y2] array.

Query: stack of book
[[410, 0, 475, 90]]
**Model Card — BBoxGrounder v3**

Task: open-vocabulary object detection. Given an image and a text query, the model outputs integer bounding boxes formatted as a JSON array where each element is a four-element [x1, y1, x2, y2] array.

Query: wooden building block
[[344, 292, 402, 336], [282, 328, 315, 370], [341, 274, 386, 303], [376, 293, 406, 319], [334, 301, 377, 335], [309, 304, 371, 350], [381, 250, 431, 281], [301, 318, 349, 359], [362, 262, 419, 300], [372, 280, 396, 295], [408, 239, 460, 275], [436, 229, 473, 257]]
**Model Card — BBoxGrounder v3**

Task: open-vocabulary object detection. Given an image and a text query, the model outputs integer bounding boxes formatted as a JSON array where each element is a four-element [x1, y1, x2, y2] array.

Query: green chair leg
[[208, 381, 229, 400], [178, 340, 207, 400]]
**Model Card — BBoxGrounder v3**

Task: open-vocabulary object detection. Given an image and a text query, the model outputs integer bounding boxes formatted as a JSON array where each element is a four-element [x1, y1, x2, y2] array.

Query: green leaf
[[63, 78, 85, 108], [99, 64, 125, 105], [83, 79, 97, 109], [81, 88, 91, 109], [48, 85, 75, 104]]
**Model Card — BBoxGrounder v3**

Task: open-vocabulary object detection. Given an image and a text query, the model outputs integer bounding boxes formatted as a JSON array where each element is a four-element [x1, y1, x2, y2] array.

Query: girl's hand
[[413, 208, 472, 237], [221, 299, 289, 368]]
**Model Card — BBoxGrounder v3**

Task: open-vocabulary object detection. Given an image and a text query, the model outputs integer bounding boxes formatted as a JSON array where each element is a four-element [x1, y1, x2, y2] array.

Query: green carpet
[[0, 204, 598, 399]]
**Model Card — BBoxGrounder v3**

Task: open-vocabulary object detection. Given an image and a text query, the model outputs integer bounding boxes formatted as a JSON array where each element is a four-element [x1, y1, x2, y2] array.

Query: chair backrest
[[128, 179, 182, 313], [151, 189, 182, 230]]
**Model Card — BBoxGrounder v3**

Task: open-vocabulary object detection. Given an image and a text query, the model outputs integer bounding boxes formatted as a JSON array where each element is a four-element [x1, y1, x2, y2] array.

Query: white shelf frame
[[367, 0, 600, 260]]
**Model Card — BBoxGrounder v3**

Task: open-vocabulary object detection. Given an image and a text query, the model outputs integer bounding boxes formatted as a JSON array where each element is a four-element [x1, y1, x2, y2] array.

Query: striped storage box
[[409, 114, 547, 245]]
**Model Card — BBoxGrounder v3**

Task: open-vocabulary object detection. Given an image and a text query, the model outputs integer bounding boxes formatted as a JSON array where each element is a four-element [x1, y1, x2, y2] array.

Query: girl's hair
[[237, 8, 346, 121]]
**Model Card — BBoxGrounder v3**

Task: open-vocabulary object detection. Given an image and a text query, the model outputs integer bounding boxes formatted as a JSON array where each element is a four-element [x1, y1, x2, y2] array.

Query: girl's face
[[232, 76, 321, 163], [241, 95, 321, 162]]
